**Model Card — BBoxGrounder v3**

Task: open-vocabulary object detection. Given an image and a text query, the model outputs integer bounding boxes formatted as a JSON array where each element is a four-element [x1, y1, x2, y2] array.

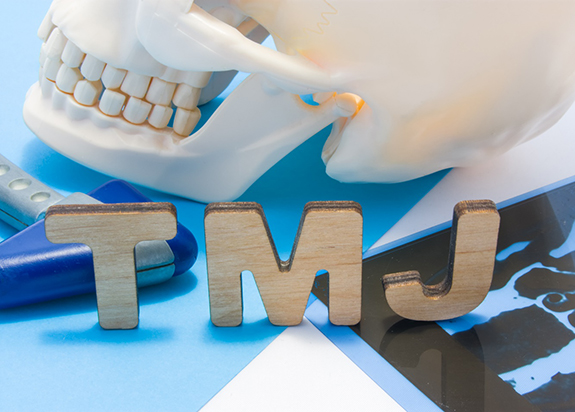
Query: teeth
[[123, 97, 152, 124], [173, 84, 201, 110], [45, 28, 67, 60], [74, 80, 103, 106], [37, 14, 55, 42], [39, 44, 48, 67], [146, 78, 177, 106], [40, 72, 53, 95], [159, 67, 181, 84], [102, 65, 127, 89], [38, 29, 211, 136], [173, 108, 201, 136], [183, 71, 212, 89], [159, 67, 212, 88], [81, 54, 106, 81], [121, 72, 152, 99], [55, 65, 82, 94], [99, 89, 126, 116], [148, 105, 174, 129], [43, 57, 62, 81], [62, 42, 85, 68]]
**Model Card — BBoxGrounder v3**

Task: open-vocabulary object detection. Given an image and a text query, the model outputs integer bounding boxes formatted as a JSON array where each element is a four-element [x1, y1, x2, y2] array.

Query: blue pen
[[0, 154, 197, 309]]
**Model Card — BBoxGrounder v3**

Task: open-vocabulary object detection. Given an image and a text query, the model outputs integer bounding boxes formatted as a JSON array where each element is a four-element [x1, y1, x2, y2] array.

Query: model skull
[[24, 0, 575, 202]]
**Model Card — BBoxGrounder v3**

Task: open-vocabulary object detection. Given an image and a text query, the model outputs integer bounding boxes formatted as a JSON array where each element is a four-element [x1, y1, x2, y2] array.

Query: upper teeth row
[[38, 24, 210, 137]]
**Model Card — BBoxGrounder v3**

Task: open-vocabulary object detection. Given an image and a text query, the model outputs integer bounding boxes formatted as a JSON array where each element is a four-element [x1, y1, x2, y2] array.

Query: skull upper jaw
[[25, 0, 575, 202], [25, 0, 358, 202]]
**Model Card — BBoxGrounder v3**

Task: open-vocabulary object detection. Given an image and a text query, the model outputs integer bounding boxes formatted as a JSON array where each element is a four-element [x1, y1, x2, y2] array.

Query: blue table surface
[[0, 2, 445, 410]]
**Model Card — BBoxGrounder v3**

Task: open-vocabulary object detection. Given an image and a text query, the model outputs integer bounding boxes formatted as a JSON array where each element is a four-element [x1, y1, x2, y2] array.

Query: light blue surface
[[0, 2, 446, 410]]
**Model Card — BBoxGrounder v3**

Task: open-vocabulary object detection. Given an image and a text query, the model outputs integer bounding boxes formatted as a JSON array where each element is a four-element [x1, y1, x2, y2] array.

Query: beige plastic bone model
[[23, 0, 575, 202]]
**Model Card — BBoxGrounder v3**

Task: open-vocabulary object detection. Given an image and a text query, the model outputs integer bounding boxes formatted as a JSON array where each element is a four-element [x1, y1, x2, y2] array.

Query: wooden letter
[[45, 203, 177, 330], [205, 202, 363, 326], [382, 200, 500, 321]]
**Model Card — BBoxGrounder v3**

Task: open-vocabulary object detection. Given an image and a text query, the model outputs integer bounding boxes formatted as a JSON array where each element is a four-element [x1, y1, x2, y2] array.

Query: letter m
[[205, 202, 363, 326]]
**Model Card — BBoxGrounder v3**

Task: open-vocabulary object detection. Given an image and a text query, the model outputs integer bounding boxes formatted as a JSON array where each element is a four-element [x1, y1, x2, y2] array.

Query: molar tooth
[[173, 108, 201, 136], [37, 14, 55, 42], [74, 80, 103, 106], [159, 67, 180, 83], [123, 97, 152, 125], [146, 78, 177, 106], [43, 57, 62, 81], [183, 71, 212, 89], [121, 71, 152, 99], [81, 54, 106, 81], [99, 89, 126, 116], [102, 65, 127, 89], [148, 105, 173, 129], [62, 42, 85, 68], [173, 84, 201, 110], [55, 65, 82, 94], [45, 28, 67, 59]]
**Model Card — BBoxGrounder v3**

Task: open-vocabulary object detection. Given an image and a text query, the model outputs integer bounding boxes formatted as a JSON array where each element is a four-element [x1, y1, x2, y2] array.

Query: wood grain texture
[[205, 201, 363, 327], [382, 200, 500, 321], [45, 203, 177, 330]]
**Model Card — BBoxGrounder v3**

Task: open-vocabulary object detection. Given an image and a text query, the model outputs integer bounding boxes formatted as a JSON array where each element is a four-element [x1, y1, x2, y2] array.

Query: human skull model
[[23, 0, 575, 202]]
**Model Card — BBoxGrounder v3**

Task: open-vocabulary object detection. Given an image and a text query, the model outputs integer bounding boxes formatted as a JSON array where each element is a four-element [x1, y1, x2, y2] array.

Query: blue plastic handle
[[0, 180, 197, 309]]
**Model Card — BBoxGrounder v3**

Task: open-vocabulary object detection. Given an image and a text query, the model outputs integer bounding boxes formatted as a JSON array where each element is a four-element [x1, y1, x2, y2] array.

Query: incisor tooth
[[74, 80, 103, 106], [55, 65, 82, 94], [146, 78, 177, 106], [102, 65, 127, 89], [121, 72, 151, 99], [81, 54, 105, 81], [45, 28, 67, 59], [43, 57, 62, 81], [173, 84, 201, 110], [173, 108, 201, 136], [123, 97, 152, 125], [148, 105, 173, 129], [37, 13, 55, 42], [62, 42, 85, 68], [99, 89, 126, 116]]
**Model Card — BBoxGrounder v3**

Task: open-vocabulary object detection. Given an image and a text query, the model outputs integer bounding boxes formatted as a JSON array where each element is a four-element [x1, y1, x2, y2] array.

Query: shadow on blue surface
[[206, 318, 285, 344], [41, 323, 176, 345], [0, 270, 197, 325]]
